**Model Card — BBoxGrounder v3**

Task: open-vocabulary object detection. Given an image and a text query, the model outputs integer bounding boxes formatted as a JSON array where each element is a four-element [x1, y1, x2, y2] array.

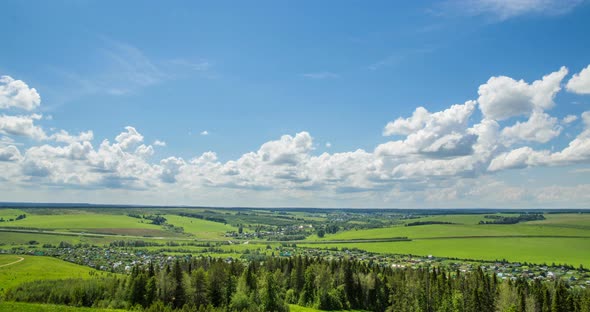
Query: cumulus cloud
[[50, 130, 94, 144], [0, 76, 41, 111], [200, 130, 209, 136], [159, 157, 186, 183], [566, 65, 590, 94], [2, 67, 590, 207], [0, 145, 21, 162], [489, 111, 590, 171], [501, 111, 561, 144], [115, 126, 143, 150], [0, 114, 47, 140], [383, 107, 430, 136], [378, 101, 477, 158], [477, 67, 567, 120]]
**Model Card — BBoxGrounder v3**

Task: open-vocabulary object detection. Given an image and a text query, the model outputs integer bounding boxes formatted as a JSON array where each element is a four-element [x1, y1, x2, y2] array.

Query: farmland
[[306, 213, 590, 267], [1, 209, 590, 266], [1, 207, 590, 311]]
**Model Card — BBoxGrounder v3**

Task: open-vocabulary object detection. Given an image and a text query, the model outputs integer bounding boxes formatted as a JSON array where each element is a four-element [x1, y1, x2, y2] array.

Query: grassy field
[[0, 210, 179, 238], [0, 209, 27, 220], [302, 237, 590, 267], [2, 210, 589, 268], [163, 214, 238, 239], [0, 302, 124, 312], [0, 254, 23, 266], [0, 255, 113, 292], [311, 214, 590, 241], [0, 212, 163, 231], [303, 214, 590, 267]]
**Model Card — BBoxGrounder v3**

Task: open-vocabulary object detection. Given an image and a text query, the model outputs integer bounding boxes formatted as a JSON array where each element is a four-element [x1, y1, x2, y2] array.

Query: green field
[[312, 214, 590, 241], [0, 255, 113, 292], [2, 210, 590, 270], [304, 214, 590, 267], [302, 237, 590, 267], [0, 209, 27, 220], [0, 212, 166, 234], [0, 302, 124, 312], [163, 214, 238, 239]]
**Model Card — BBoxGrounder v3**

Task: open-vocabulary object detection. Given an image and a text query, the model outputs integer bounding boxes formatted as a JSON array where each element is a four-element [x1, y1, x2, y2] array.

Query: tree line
[[4, 256, 590, 311], [479, 214, 545, 225]]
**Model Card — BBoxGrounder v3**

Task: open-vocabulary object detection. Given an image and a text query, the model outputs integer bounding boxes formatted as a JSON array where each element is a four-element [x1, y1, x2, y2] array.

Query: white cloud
[[325, 142, 332, 148], [450, 0, 584, 20], [135, 144, 154, 158], [562, 115, 578, 124], [159, 157, 186, 183], [115, 126, 143, 150], [477, 67, 567, 120], [566, 64, 590, 94], [0, 114, 47, 140], [2, 67, 590, 207], [301, 72, 340, 79], [383, 107, 430, 136], [168, 59, 213, 72], [0, 145, 21, 162], [489, 111, 590, 171], [50, 130, 94, 144], [0, 76, 41, 111], [378, 101, 477, 158], [501, 111, 561, 144], [256, 132, 313, 166], [200, 130, 209, 136]]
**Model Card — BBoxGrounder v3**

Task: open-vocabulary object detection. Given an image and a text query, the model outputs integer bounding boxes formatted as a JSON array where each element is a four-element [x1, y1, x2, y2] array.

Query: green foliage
[[4, 256, 590, 312]]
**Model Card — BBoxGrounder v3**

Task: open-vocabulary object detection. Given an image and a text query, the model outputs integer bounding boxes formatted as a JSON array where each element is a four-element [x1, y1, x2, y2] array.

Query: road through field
[[0, 256, 24, 268]]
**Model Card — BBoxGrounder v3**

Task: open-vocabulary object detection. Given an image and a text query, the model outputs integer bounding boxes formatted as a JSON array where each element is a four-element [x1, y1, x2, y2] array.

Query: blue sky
[[1, 0, 590, 207]]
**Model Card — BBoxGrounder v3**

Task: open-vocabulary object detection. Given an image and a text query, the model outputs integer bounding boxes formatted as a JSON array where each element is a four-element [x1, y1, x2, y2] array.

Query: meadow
[[0, 255, 114, 292], [162, 214, 238, 239], [0, 302, 125, 312], [304, 213, 590, 267]]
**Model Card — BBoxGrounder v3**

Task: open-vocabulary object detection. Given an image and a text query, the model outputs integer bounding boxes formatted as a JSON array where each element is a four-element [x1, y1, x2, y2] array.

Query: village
[[2, 242, 589, 288]]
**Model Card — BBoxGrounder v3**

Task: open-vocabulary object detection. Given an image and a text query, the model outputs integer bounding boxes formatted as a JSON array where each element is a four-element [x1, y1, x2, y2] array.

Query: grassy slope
[[0, 302, 124, 312], [0, 255, 113, 292], [0, 254, 22, 266]]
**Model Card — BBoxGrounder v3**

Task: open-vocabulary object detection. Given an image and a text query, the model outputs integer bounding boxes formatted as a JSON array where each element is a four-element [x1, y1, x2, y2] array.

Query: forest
[[4, 256, 590, 312]]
